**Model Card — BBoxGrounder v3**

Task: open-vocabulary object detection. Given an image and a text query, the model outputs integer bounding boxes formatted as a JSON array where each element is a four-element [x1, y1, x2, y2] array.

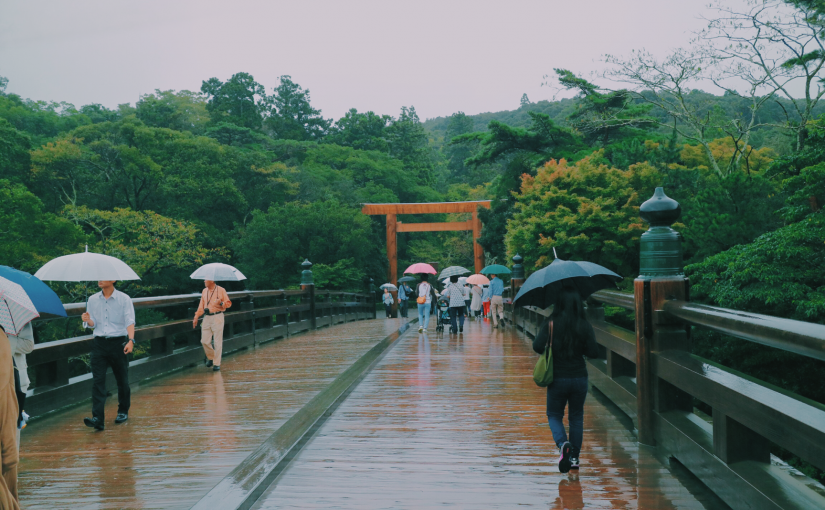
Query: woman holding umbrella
[[518, 258, 622, 473], [532, 287, 600, 473], [382, 288, 394, 318]]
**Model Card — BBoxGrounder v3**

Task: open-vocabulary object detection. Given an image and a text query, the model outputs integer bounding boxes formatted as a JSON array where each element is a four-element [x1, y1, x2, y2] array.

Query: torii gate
[[361, 201, 492, 286]]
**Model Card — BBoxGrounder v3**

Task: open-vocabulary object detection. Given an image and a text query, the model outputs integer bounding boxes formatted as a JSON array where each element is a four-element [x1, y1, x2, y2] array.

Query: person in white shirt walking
[[81, 280, 136, 431]]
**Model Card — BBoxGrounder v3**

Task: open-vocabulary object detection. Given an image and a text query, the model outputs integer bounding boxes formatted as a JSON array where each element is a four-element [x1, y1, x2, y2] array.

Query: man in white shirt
[[81, 280, 136, 431]]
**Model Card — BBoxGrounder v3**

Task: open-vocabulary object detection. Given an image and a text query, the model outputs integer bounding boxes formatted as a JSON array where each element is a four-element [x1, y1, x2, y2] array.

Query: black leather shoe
[[213, 365, 220, 371], [205, 359, 213, 368], [115, 413, 128, 424], [84, 417, 104, 431]]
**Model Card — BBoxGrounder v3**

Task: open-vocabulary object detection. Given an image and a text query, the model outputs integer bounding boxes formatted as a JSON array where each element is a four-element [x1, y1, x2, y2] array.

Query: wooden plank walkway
[[17, 318, 403, 510], [251, 317, 729, 510]]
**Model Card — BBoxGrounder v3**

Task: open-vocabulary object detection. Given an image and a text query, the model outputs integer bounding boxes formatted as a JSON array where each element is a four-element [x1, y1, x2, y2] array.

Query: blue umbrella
[[513, 259, 622, 309], [0, 266, 66, 317]]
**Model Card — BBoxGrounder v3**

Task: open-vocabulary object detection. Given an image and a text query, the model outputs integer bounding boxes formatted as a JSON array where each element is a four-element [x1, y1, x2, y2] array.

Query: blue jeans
[[417, 303, 431, 329], [546, 376, 588, 455], [449, 306, 465, 331]]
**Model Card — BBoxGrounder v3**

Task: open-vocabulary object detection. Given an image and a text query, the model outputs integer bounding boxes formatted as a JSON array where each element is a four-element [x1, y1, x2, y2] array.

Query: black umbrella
[[513, 259, 622, 309]]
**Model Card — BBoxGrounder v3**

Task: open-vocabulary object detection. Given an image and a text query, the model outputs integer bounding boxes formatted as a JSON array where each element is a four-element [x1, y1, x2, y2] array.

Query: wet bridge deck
[[18, 317, 727, 509]]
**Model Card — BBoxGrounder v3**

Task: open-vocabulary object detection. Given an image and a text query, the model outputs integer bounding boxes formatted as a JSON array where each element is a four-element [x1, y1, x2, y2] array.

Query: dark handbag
[[533, 321, 554, 387]]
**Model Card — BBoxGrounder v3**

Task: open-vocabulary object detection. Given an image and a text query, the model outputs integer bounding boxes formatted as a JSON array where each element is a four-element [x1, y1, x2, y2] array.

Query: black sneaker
[[115, 413, 128, 424], [459, 327, 463, 333], [205, 359, 213, 367], [558, 441, 572, 473], [84, 417, 104, 431], [213, 365, 220, 371], [570, 456, 580, 470]]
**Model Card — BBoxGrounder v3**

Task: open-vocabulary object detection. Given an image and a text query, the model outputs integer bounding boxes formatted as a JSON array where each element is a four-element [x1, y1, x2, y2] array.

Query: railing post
[[240, 296, 255, 345], [511, 254, 525, 325], [634, 188, 691, 446], [369, 278, 376, 319], [35, 359, 69, 388], [301, 259, 316, 330]]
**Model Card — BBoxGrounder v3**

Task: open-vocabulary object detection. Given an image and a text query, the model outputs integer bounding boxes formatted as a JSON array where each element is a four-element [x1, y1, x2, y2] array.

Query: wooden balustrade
[[505, 288, 825, 510], [26, 288, 374, 418]]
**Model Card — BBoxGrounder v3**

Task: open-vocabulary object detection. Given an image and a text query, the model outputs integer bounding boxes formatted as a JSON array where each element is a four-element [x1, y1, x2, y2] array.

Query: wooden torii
[[361, 201, 492, 285]]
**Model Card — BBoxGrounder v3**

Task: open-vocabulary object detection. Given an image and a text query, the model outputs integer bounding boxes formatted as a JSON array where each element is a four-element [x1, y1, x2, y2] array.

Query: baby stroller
[[436, 297, 451, 332]]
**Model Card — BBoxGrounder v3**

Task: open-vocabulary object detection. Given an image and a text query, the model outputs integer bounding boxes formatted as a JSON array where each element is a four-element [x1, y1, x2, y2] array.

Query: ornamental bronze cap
[[640, 187, 681, 227]]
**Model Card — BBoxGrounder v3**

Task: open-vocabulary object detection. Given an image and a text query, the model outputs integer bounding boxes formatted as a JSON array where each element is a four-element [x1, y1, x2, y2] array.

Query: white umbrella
[[0, 277, 39, 335], [379, 283, 398, 291], [34, 246, 141, 282], [190, 263, 247, 281]]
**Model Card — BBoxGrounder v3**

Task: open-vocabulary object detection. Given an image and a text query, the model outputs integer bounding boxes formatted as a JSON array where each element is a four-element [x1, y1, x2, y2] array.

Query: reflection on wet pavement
[[253, 317, 728, 510], [18, 319, 403, 510]]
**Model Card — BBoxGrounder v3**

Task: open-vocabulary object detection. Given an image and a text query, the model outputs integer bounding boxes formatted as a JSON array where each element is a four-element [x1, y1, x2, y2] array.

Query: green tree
[[0, 118, 32, 183], [136, 89, 210, 133], [233, 200, 379, 289], [265, 76, 331, 141], [506, 152, 658, 276], [387, 106, 435, 184], [458, 112, 586, 259], [443, 112, 479, 183], [0, 179, 85, 272], [200, 72, 266, 130], [326, 109, 392, 152], [64, 205, 224, 296], [555, 68, 655, 147], [78, 104, 120, 124]]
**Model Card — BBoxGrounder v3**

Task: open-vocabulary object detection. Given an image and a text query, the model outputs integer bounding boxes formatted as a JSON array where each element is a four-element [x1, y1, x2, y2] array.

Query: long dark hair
[[550, 286, 589, 358]]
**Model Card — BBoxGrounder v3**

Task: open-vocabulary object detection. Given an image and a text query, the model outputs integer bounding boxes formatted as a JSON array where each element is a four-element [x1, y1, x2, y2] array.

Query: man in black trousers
[[81, 280, 136, 431]]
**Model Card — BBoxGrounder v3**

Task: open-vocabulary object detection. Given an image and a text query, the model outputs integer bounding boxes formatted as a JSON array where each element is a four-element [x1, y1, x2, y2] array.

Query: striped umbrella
[[439, 266, 470, 279], [0, 276, 39, 336]]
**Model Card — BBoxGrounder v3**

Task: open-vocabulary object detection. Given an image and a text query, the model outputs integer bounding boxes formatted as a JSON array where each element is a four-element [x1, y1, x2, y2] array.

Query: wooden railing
[[27, 288, 375, 417], [503, 288, 825, 510]]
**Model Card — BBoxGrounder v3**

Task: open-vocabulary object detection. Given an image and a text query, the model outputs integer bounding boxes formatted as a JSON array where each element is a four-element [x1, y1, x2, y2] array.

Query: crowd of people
[[394, 273, 507, 334]]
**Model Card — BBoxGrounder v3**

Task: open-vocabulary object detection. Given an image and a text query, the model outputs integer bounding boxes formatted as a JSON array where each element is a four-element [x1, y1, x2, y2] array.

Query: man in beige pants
[[193, 280, 231, 371], [0, 329, 20, 510]]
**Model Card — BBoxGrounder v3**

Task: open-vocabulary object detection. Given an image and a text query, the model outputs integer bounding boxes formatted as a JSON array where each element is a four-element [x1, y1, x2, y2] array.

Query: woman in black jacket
[[533, 286, 600, 473]]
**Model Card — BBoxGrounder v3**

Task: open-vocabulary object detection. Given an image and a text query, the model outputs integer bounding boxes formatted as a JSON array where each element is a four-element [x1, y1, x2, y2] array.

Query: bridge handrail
[[57, 290, 306, 316], [590, 290, 825, 363], [25, 287, 375, 417], [590, 290, 635, 310]]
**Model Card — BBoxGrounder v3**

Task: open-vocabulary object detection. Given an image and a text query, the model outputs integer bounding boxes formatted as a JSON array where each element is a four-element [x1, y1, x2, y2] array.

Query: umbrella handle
[[82, 285, 89, 330]]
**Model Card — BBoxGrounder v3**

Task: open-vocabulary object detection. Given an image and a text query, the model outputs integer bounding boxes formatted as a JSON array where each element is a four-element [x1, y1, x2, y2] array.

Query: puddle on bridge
[[252, 317, 730, 510], [17, 318, 404, 510]]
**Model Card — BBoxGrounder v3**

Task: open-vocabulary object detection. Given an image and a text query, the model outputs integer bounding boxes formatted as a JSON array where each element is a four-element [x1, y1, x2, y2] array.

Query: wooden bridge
[[13, 192, 825, 510]]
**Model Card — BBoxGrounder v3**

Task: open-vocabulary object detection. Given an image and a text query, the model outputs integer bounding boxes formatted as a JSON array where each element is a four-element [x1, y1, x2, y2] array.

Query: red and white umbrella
[[0, 276, 39, 336]]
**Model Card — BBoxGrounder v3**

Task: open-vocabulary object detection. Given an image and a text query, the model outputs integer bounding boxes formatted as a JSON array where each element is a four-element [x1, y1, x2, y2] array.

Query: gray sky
[[1, 0, 721, 121]]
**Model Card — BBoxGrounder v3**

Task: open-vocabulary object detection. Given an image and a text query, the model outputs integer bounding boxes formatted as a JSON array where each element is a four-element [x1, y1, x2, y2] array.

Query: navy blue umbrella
[[0, 266, 66, 317], [513, 259, 622, 309]]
